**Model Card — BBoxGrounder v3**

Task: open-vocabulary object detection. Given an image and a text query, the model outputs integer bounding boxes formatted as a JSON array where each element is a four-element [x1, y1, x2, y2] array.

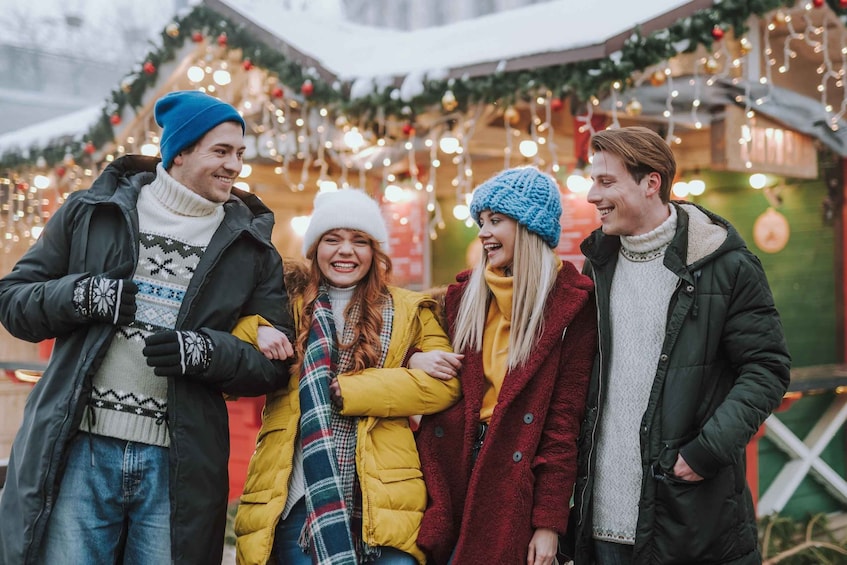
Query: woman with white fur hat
[[234, 188, 463, 565]]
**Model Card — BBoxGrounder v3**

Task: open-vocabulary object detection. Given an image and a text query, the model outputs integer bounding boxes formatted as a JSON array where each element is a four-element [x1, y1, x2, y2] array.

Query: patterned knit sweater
[[82, 164, 225, 447], [592, 206, 678, 544]]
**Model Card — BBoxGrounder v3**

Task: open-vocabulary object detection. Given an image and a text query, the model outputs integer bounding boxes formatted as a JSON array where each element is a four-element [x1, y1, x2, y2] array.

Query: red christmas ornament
[[813, 0, 825, 7], [243, 59, 254, 71], [109, 114, 121, 126], [301, 80, 314, 97], [191, 31, 204, 43], [402, 123, 415, 136], [841, 0, 847, 8], [143, 61, 156, 75], [271, 86, 284, 99], [55, 166, 66, 178], [550, 97, 564, 112], [83, 142, 96, 155], [217, 33, 228, 46], [711, 26, 724, 41]]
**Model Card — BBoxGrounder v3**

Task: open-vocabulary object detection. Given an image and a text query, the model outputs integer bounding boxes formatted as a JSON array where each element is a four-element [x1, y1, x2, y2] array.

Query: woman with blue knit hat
[[413, 166, 598, 564], [233, 188, 463, 565]]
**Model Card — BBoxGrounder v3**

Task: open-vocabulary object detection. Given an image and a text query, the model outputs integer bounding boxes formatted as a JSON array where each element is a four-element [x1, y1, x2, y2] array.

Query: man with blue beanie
[[0, 90, 295, 565]]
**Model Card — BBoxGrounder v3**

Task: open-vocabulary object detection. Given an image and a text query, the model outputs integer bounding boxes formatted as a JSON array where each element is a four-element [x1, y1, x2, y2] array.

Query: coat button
[[523, 413, 534, 424], [686, 285, 694, 292], [512, 451, 523, 462], [659, 354, 668, 362], [434, 426, 444, 438]]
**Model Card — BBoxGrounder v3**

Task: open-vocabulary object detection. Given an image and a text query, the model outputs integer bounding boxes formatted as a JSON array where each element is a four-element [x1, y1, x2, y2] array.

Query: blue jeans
[[275, 497, 416, 565], [594, 540, 634, 565], [40, 433, 171, 565]]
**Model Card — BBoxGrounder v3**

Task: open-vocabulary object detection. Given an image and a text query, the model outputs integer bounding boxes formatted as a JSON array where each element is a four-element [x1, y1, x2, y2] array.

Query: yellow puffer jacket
[[234, 286, 461, 565]]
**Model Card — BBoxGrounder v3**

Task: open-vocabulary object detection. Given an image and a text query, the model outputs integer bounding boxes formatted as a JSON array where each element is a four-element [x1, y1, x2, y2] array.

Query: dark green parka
[[572, 202, 790, 564], [0, 155, 293, 565]]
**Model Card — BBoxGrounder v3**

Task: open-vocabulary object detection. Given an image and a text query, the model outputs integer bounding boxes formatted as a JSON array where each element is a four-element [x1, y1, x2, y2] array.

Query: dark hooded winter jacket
[[570, 202, 790, 564], [0, 155, 294, 565]]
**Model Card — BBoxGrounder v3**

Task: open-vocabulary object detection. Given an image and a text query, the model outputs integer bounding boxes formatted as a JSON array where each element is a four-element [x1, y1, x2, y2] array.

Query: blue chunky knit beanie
[[154, 91, 245, 168], [470, 166, 562, 248]]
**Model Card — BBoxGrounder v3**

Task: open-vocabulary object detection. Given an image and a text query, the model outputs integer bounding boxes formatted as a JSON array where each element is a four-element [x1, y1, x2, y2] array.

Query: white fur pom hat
[[302, 189, 390, 256]]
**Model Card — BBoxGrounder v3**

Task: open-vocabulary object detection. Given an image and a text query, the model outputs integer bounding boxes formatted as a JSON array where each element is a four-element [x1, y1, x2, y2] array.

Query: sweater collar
[[619, 205, 677, 262], [484, 265, 513, 321], [147, 163, 225, 217]]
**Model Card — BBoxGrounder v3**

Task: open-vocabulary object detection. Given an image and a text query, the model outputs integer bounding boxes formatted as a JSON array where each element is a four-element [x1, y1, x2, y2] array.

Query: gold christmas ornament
[[504, 106, 520, 125], [739, 37, 753, 55], [165, 23, 180, 38], [120, 78, 134, 93], [772, 10, 787, 26], [335, 115, 349, 128], [704, 57, 720, 74], [625, 99, 643, 117], [649, 70, 666, 87], [441, 90, 458, 112]]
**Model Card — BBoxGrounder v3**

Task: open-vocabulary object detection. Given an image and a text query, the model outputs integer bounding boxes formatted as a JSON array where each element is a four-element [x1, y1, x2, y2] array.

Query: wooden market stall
[[1, 0, 847, 517]]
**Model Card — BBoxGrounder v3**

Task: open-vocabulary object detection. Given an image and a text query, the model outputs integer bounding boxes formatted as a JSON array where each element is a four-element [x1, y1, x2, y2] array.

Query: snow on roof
[[219, 0, 698, 79], [0, 105, 102, 156]]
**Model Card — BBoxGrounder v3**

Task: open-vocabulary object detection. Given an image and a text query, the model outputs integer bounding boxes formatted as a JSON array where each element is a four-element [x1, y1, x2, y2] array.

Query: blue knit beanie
[[154, 91, 245, 168], [470, 166, 562, 248]]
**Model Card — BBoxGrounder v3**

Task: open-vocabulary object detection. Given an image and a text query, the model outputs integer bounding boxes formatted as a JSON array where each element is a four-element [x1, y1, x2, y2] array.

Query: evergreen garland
[[3, 0, 844, 170]]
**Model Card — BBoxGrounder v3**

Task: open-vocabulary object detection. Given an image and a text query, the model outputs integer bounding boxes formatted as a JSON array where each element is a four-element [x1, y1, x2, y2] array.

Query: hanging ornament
[[739, 37, 753, 55], [703, 57, 720, 74], [217, 33, 228, 47], [120, 78, 134, 93], [143, 61, 156, 75], [550, 97, 564, 112], [772, 11, 787, 25], [110, 114, 121, 126], [243, 59, 254, 71], [56, 165, 67, 178], [649, 70, 667, 87], [625, 99, 643, 117], [813, 0, 825, 7], [301, 80, 314, 97], [711, 26, 725, 41], [191, 31, 204, 43], [335, 115, 349, 128], [402, 123, 415, 136], [83, 142, 96, 155], [165, 23, 180, 38], [271, 86, 284, 99], [441, 90, 458, 112], [504, 106, 520, 125], [841, 0, 847, 8]]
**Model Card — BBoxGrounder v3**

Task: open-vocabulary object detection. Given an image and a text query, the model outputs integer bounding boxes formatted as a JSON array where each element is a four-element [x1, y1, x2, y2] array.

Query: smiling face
[[587, 151, 668, 236], [477, 210, 517, 271], [168, 121, 245, 203], [316, 228, 374, 288]]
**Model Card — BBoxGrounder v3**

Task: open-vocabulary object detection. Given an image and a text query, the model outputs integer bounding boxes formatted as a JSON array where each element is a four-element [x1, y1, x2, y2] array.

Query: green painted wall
[[692, 171, 841, 518], [691, 172, 837, 368]]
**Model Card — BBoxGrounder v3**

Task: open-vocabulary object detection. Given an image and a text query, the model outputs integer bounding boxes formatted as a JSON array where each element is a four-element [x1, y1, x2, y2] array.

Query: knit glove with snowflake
[[73, 275, 138, 326], [142, 330, 214, 377]]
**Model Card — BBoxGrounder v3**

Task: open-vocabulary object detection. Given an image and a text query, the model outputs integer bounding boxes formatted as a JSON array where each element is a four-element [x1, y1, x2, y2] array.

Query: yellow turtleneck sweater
[[480, 266, 513, 422]]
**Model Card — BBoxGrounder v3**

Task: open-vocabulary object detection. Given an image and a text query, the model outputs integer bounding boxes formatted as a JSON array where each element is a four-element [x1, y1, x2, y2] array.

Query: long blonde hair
[[292, 232, 393, 377], [452, 224, 559, 369]]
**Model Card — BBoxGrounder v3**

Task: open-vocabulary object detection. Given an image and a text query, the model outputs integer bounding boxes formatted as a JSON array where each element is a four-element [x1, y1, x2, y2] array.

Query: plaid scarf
[[299, 287, 394, 564], [298, 288, 357, 565]]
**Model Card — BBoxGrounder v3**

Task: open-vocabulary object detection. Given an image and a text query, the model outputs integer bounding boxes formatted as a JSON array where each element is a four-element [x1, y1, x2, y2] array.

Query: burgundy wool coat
[[416, 263, 597, 564]]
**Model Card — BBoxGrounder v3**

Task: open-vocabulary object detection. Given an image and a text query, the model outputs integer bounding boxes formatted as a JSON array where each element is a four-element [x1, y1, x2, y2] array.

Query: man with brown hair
[[571, 126, 790, 564]]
